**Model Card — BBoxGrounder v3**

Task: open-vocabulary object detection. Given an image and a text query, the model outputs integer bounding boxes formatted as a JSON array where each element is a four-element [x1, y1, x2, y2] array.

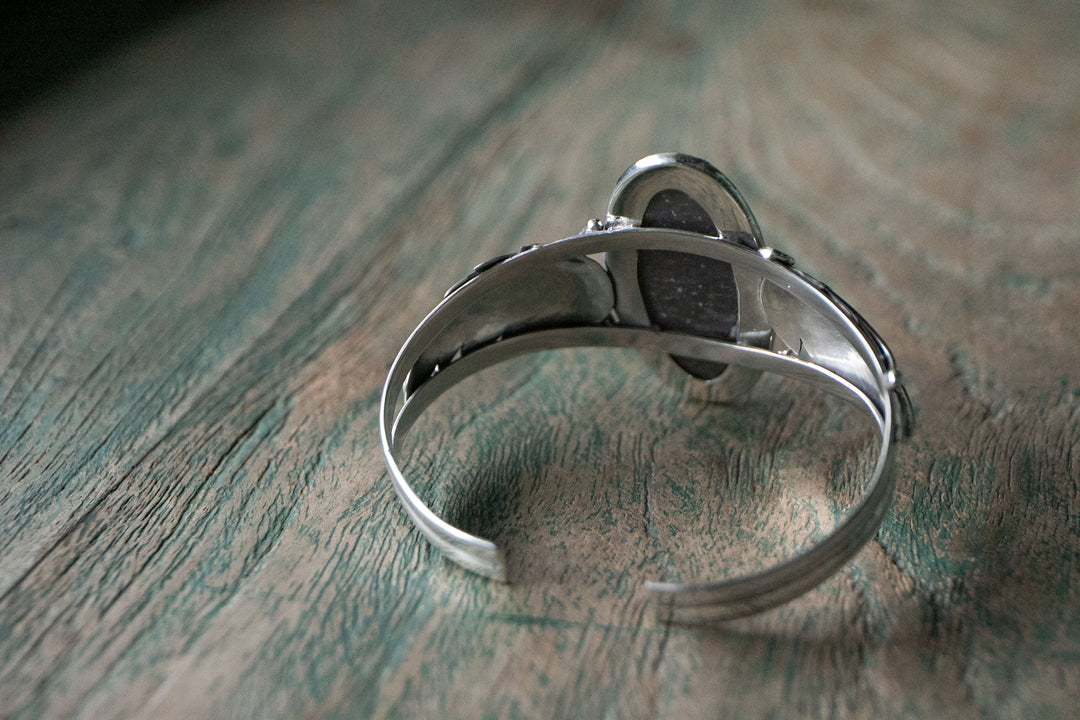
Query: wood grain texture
[[1, 0, 1078, 717]]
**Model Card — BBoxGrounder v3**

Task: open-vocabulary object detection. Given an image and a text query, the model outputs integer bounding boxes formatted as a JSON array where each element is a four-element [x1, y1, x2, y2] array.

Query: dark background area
[[0, 1, 203, 114]]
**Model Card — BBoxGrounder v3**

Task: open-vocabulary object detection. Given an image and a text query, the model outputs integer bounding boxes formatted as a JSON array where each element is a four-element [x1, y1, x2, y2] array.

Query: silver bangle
[[380, 153, 913, 621]]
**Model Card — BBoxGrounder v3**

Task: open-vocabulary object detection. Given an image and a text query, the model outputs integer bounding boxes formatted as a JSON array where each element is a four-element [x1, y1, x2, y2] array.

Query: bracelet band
[[380, 154, 913, 621]]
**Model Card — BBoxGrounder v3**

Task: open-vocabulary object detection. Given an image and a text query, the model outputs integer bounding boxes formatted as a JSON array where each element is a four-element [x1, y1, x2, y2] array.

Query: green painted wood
[[1, 0, 1078, 717]]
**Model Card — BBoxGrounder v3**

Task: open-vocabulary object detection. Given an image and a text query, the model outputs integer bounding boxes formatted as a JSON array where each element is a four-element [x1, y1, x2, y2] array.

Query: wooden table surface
[[2, 1, 1078, 717]]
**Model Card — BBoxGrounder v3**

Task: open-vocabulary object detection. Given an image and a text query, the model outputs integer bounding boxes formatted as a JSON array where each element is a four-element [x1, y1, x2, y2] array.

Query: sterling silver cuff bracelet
[[380, 153, 913, 621]]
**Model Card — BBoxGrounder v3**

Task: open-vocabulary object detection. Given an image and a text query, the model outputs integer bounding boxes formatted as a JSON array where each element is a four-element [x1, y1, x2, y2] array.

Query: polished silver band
[[380, 155, 912, 621]]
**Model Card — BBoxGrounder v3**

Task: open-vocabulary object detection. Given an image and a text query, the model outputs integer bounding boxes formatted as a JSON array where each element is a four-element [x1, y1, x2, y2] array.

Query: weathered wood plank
[[1, 0, 1078, 718]]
